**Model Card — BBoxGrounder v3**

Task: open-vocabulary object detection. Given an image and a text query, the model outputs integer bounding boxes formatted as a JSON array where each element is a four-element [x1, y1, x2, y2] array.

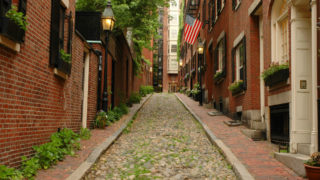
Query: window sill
[[54, 68, 68, 80], [0, 35, 20, 52]]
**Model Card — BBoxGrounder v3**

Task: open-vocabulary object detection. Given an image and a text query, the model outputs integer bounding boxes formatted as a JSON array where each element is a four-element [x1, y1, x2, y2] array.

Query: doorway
[[81, 52, 90, 128]]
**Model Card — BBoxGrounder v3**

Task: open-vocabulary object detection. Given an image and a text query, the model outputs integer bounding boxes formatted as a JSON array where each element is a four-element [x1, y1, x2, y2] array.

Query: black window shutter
[[208, 1, 211, 27], [1, 0, 11, 17], [212, 0, 215, 26], [217, 0, 221, 15], [232, 0, 236, 10], [18, 0, 27, 15], [222, 35, 226, 77], [242, 37, 247, 90], [67, 12, 73, 54], [50, 0, 61, 67], [214, 46, 218, 74], [202, 0, 206, 29], [231, 48, 235, 82]]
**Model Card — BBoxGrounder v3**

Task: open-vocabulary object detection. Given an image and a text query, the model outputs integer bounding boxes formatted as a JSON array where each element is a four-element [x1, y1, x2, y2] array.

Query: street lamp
[[101, 0, 115, 112], [198, 41, 204, 106], [179, 60, 183, 67]]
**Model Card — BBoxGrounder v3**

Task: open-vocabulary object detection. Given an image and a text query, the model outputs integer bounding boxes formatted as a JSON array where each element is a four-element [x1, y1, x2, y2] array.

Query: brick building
[[179, 0, 319, 175], [0, 0, 152, 167]]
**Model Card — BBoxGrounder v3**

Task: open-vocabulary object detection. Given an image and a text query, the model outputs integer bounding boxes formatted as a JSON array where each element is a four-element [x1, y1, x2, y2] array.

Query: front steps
[[241, 119, 266, 141], [274, 152, 309, 177]]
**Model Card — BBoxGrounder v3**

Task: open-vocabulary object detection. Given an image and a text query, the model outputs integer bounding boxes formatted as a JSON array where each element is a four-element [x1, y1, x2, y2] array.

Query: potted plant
[[304, 152, 320, 179], [191, 83, 201, 101], [261, 61, 289, 87], [213, 70, 224, 84], [228, 80, 244, 96]]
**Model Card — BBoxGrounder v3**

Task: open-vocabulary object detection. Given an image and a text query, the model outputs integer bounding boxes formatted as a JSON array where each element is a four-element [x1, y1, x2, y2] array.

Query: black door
[[270, 103, 290, 144], [111, 59, 115, 108]]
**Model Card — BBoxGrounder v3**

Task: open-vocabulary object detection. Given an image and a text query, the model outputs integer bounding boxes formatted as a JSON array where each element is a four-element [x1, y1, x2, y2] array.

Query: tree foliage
[[76, 0, 171, 75]]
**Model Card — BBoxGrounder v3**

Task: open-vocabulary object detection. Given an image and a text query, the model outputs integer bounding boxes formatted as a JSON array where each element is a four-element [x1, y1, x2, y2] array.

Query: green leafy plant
[[5, 5, 28, 31], [261, 62, 289, 80], [305, 152, 320, 167], [79, 128, 91, 140], [0, 165, 23, 180], [191, 83, 200, 96], [112, 107, 122, 120], [128, 92, 142, 104], [118, 103, 129, 115], [59, 49, 72, 64], [214, 71, 223, 80], [94, 111, 108, 128], [107, 110, 117, 123], [139, 86, 154, 97], [21, 156, 40, 179], [228, 80, 244, 94]]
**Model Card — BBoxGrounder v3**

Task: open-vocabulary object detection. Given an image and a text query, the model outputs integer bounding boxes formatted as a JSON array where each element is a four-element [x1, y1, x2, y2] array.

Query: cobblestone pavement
[[83, 93, 236, 180]]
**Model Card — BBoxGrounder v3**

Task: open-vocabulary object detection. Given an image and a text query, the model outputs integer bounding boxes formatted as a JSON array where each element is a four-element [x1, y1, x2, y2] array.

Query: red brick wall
[[0, 0, 100, 167]]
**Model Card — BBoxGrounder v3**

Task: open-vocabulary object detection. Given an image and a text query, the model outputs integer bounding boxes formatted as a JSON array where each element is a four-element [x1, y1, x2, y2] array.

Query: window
[[271, 0, 288, 64], [50, 0, 73, 75], [0, 0, 27, 43], [232, 37, 246, 88], [214, 35, 226, 77], [171, 44, 177, 53], [232, 0, 241, 11], [211, 0, 215, 27]]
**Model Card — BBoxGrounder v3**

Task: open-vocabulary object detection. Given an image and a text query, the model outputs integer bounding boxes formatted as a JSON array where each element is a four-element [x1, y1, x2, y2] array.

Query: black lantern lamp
[[101, 0, 115, 112]]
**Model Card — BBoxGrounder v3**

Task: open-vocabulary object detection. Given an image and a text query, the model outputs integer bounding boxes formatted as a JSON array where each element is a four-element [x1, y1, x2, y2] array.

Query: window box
[[0, 16, 25, 43], [264, 68, 289, 87], [213, 71, 225, 84], [191, 69, 196, 77], [229, 80, 244, 96], [261, 63, 289, 87], [57, 57, 71, 75]]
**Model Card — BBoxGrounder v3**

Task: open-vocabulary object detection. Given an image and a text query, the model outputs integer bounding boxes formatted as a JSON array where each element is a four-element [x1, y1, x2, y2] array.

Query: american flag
[[184, 15, 202, 45]]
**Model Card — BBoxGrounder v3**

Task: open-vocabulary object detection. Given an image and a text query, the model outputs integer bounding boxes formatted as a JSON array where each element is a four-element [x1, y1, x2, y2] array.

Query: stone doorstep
[[240, 129, 266, 141], [247, 119, 266, 131], [274, 152, 309, 177], [224, 120, 242, 126], [297, 143, 311, 156], [208, 111, 224, 116]]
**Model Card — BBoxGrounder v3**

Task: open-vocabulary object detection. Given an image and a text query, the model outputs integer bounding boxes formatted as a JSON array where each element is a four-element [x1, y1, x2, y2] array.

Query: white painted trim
[[87, 40, 102, 44], [60, 0, 69, 9], [311, 0, 318, 152], [268, 91, 291, 106], [82, 53, 90, 128], [0, 35, 20, 52], [236, 106, 242, 112], [217, 31, 225, 44], [233, 31, 245, 48], [248, 0, 262, 16]]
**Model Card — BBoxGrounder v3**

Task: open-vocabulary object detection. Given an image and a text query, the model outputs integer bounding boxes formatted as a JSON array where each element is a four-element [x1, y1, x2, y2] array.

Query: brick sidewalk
[[35, 95, 150, 180], [176, 93, 304, 180]]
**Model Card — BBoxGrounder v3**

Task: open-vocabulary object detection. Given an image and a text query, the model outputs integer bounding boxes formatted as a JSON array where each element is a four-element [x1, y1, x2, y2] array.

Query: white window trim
[[60, 0, 69, 9], [235, 0, 241, 11], [233, 31, 245, 48]]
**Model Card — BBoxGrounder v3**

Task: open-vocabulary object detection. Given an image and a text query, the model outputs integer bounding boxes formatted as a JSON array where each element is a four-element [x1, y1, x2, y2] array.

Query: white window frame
[[235, 43, 244, 81]]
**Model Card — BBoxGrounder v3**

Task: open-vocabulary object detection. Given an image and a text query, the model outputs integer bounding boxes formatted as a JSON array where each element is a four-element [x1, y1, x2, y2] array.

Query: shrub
[[79, 128, 91, 140], [129, 92, 141, 104], [107, 110, 117, 123], [0, 165, 23, 180], [5, 5, 28, 31], [94, 111, 108, 128], [118, 103, 129, 115], [139, 86, 154, 97]]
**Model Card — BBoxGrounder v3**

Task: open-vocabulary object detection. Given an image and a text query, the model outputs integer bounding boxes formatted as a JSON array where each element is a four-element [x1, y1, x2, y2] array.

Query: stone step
[[224, 120, 242, 127], [274, 152, 309, 177], [248, 120, 266, 131], [241, 129, 266, 141]]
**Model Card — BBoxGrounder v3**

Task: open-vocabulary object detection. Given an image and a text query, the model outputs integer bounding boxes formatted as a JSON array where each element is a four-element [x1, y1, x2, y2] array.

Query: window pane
[[240, 67, 244, 80]]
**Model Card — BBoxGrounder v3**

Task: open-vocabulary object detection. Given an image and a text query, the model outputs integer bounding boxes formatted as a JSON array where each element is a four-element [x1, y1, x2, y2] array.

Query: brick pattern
[[177, 93, 304, 180]]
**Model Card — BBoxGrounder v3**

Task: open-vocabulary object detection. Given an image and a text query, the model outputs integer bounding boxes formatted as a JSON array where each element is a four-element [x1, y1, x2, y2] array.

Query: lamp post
[[198, 41, 204, 106], [101, 0, 115, 112]]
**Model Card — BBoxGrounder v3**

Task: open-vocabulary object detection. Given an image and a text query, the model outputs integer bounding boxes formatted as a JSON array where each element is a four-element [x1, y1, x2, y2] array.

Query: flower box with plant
[[304, 152, 320, 179], [261, 61, 289, 87], [1, 5, 27, 42], [184, 73, 190, 81], [228, 80, 244, 96], [213, 70, 224, 84], [191, 69, 196, 77]]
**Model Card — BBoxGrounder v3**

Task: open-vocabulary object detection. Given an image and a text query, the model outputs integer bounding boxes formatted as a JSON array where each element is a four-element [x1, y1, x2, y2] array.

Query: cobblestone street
[[83, 93, 236, 180]]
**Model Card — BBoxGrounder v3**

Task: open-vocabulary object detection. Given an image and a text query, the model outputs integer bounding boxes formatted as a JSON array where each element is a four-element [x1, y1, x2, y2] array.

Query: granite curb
[[66, 94, 153, 180], [175, 94, 255, 180]]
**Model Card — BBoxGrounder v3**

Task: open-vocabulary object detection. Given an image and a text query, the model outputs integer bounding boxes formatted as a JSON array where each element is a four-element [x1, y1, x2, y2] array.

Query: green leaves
[[0, 165, 23, 180], [5, 5, 28, 31], [261, 62, 289, 80], [60, 49, 72, 64]]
